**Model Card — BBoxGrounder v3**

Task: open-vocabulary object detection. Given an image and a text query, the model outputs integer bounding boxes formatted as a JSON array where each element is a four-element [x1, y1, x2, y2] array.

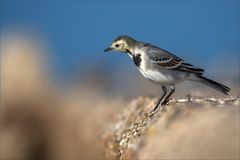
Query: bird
[[104, 35, 230, 113]]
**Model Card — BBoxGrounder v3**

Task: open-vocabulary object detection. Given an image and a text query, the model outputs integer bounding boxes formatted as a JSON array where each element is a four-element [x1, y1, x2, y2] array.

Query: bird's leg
[[151, 86, 167, 112], [161, 85, 175, 105]]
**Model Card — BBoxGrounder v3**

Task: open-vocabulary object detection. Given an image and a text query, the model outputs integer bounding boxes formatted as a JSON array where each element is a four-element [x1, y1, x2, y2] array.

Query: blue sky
[[1, 1, 239, 79]]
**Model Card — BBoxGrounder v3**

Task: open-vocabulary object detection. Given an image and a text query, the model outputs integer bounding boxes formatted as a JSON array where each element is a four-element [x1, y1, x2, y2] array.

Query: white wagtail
[[104, 35, 230, 112]]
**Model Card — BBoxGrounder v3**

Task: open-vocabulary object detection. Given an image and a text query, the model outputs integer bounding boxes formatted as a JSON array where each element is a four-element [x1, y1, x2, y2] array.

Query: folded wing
[[144, 43, 204, 75]]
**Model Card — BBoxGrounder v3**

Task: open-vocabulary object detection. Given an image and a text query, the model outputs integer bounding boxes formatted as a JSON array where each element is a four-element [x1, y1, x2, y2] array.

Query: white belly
[[138, 68, 174, 84]]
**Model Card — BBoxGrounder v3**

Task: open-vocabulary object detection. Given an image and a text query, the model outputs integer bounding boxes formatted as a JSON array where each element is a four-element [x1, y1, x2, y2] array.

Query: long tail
[[192, 75, 231, 95]]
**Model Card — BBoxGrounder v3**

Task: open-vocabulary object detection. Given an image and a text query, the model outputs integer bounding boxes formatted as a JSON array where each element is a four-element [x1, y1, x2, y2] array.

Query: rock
[[102, 96, 240, 160]]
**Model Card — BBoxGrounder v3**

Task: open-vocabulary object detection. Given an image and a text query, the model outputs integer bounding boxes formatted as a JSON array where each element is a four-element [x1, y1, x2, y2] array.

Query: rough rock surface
[[102, 96, 240, 160]]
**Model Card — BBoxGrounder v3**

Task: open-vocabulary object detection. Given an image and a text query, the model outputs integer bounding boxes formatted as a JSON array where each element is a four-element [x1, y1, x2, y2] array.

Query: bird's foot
[[161, 99, 171, 106], [149, 103, 167, 117]]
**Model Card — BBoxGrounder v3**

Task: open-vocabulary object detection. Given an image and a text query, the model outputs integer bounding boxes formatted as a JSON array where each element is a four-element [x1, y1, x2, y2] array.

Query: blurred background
[[1, 1, 239, 159]]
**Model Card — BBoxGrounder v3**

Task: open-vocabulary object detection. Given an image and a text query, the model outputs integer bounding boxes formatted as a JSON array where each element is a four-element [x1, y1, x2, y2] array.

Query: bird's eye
[[115, 44, 119, 47]]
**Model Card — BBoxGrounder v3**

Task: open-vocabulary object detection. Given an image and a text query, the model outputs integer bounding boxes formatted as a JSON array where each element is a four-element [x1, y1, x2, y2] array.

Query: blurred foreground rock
[[1, 36, 123, 160], [102, 96, 240, 160]]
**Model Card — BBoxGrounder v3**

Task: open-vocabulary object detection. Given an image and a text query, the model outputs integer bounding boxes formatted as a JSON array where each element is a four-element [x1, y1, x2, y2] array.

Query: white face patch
[[111, 40, 127, 52], [112, 39, 124, 46]]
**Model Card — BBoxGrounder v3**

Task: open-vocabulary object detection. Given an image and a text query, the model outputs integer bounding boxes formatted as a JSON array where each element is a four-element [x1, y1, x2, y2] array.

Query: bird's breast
[[132, 54, 142, 67]]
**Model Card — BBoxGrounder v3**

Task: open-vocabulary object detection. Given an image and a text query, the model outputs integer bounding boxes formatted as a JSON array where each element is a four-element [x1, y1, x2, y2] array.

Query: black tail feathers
[[196, 75, 231, 95]]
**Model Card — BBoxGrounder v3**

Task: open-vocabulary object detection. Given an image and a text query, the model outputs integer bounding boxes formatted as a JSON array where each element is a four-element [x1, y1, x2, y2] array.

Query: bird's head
[[104, 35, 137, 53]]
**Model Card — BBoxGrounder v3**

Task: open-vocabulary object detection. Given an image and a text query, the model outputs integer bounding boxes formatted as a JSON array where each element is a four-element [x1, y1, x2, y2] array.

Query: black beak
[[104, 47, 113, 52]]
